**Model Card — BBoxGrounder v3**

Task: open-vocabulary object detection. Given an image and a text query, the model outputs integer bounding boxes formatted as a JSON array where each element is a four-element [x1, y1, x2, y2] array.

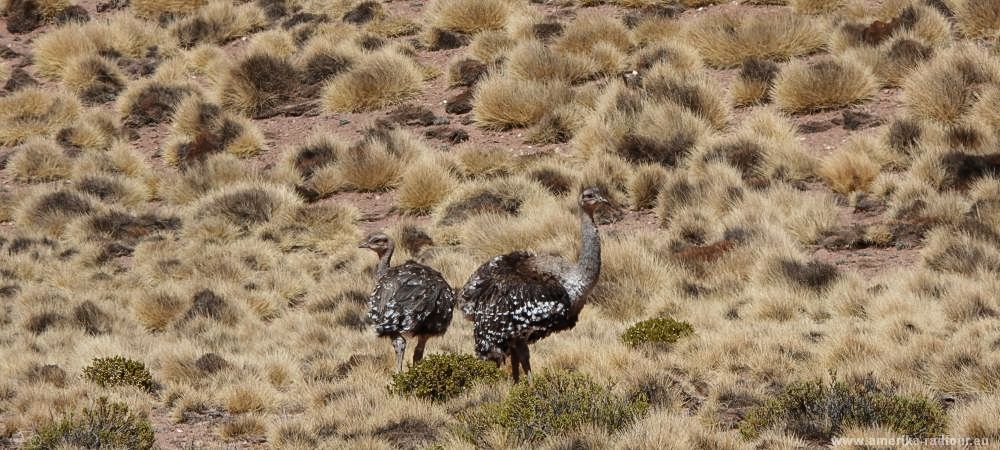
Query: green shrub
[[388, 353, 504, 402], [739, 376, 947, 442], [460, 370, 649, 443], [621, 317, 694, 348], [26, 397, 155, 450], [82, 356, 156, 392]]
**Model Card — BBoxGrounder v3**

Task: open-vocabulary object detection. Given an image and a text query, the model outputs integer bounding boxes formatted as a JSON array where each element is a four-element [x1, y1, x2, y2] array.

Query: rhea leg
[[412, 335, 428, 365], [510, 346, 521, 383], [391, 335, 406, 373], [516, 340, 531, 381]]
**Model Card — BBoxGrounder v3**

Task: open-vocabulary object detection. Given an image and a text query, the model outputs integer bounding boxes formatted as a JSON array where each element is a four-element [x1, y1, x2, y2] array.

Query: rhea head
[[359, 231, 394, 256], [578, 187, 612, 218]]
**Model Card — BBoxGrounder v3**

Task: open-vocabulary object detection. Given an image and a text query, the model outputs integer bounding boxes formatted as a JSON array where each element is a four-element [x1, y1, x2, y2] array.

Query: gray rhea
[[459, 187, 610, 382], [360, 232, 455, 372]]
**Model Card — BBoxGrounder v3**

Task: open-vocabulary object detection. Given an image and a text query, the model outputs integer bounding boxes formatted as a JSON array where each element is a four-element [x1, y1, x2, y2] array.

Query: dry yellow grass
[[472, 74, 571, 130], [902, 45, 1000, 124], [773, 56, 878, 113], [5, 0, 1000, 447], [7, 138, 72, 183], [684, 11, 828, 68], [425, 0, 510, 34], [321, 50, 423, 112], [397, 155, 459, 214], [171, 1, 266, 49], [819, 148, 882, 194], [790, 0, 844, 14], [0, 87, 81, 146], [953, 0, 1000, 38], [507, 41, 596, 83], [131, 0, 206, 19]]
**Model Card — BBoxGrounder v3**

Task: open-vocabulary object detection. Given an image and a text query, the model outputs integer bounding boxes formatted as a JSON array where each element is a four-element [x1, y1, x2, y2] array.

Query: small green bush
[[739, 376, 947, 442], [460, 370, 649, 443], [26, 397, 155, 450], [82, 356, 156, 392], [621, 316, 694, 348], [388, 353, 504, 402]]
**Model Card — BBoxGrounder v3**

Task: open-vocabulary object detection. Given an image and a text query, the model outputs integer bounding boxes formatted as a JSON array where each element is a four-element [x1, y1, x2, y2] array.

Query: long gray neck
[[374, 246, 394, 278], [571, 209, 601, 314]]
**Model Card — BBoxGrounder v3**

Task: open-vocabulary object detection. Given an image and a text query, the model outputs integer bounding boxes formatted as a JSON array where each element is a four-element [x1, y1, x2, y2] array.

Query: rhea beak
[[358, 241, 370, 249]]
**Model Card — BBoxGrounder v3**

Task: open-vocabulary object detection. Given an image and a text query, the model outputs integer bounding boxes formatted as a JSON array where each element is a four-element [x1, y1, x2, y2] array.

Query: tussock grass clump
[[953, 0, 1000, 38], [468, 30, 515, 63], [297, 39, 359, 89], [461, 370, 649, 443], [389, 353, 503, 402], [621, 316, 694, 348], [7, 138, 72, 183], [790, 0, 844, 15], [30, 13, 169, 77], [733, 58, 780, 106], [83, 356, 157, 392], [472, 75, 570, 129], [73, 175, 149, 207], [425, 0, 509, 34], [433, 176, 544, 227], [632, 41, 703, 75], [15, 189, 95, 236], [739, 376, 947, 441], [832, 3, 950, 52], [164, 99, 266, 165], [132, 0, 205, 19], [775, 259, 840, 291], [819, 149, 881, 194], [867, 36, 936, 87], [553, 12, 632, 56], [26, 398, 155, 450], [628, 164, 669, 209], [0, 87, 80, 146], [397, 156, 458, 214], [922, 229, 1000, 274], [613, 102, 710, 167], [171, 1, 266, 48], [62, 55, 126, 105], [902, 45, 1000, 123], [773, 57, 877, 113], [321, 50, 422, 112], [219, 52, 299, 118], [507, 41, 596, 83], [189, 183, 301, 236], [643, 65, 729, 129], [118, 81, 197, 128], [684, 11, 827, 68]]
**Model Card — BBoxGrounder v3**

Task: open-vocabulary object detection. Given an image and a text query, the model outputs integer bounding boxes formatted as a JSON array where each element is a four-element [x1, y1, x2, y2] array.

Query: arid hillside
[[1, 0, 999, 448]]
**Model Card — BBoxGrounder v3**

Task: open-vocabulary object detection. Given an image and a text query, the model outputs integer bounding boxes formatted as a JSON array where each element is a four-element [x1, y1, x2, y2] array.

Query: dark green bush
[[460, 370, 649, 443], [388, 353, 504, 402], [82, 356, 156, 392], [26, 397, 155, 450], [621, 316, 694, 348], [739, 376, 947, 442]]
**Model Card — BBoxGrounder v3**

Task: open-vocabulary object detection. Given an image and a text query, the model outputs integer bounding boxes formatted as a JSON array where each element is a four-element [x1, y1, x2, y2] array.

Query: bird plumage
[[369, 260, 454, 338], [459, 187, 611, 381], [460, 251, 577, 361], [360, 231, 455, 372]]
